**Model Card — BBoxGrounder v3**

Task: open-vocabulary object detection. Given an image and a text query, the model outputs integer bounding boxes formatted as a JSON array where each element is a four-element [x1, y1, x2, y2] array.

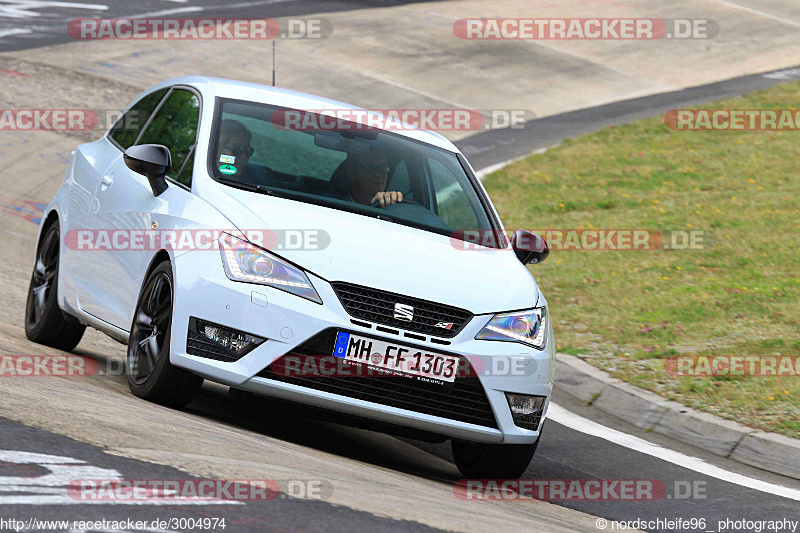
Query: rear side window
[[137, 89, 200, 185], [109, 88, 168, 149]]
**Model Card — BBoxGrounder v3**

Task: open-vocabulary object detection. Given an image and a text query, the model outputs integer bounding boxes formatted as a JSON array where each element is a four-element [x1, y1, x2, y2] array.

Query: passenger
[[216, 119, 261, 182]]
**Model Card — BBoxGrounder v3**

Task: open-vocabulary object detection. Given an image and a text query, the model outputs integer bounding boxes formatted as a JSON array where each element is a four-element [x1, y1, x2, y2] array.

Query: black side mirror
[[511, 229, 549, 265], [124, 144, 171, 196]]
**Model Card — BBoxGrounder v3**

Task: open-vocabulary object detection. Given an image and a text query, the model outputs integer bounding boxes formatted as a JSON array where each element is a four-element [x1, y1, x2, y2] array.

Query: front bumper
[[171, 248, 554, 444]]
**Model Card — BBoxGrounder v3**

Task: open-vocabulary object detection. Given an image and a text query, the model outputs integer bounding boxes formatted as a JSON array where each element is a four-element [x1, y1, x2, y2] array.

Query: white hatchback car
[[25, 76, 553, 478]]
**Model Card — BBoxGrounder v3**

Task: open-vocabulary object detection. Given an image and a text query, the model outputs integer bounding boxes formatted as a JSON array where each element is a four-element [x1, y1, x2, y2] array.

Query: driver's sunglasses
[[222, 144, 254, 157]]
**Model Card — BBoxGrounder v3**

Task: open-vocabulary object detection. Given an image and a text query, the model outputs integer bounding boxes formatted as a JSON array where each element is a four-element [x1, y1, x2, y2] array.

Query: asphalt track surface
[[1, 1, 799, 532], [0, 414, 443, 532], [0, 0, 429, 52], [456, 65, 800, 172]]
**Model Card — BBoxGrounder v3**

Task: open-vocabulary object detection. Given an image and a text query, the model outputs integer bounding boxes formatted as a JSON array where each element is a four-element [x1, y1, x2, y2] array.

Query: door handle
[[100, 173, 114, 191]]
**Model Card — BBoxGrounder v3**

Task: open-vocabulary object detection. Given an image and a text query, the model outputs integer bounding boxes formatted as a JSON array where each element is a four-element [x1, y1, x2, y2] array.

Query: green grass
[[483, 81, 800, 438]]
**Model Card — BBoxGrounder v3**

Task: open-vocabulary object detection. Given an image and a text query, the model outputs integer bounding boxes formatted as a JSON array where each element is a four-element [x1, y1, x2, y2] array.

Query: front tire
[[127, 260, 202, 407], [25, 220, 85, 351], [451, 436, 540, 479]]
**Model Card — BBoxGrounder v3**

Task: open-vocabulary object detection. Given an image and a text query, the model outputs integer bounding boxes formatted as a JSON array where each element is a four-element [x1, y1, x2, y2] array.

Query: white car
[[25, 76, 553, 479]]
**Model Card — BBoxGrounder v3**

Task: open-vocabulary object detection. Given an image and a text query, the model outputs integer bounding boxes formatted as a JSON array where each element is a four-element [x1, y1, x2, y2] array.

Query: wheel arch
[[42, 209, 59, 230], [34, 208, 60, 256], [34, 207, 67, 311], [143, 249, 174, 287]]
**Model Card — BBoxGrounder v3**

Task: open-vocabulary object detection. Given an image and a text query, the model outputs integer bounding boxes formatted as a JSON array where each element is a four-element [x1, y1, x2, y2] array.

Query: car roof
[[148, 75, 459, 152]]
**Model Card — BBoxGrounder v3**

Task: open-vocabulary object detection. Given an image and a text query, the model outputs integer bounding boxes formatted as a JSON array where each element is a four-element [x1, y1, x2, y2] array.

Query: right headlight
[[218, 233, 322, 304], [475, 307, 547, 349]]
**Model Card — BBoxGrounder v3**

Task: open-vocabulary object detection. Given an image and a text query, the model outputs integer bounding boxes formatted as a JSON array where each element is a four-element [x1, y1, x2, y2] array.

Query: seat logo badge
[[394, 303, 414, 322]]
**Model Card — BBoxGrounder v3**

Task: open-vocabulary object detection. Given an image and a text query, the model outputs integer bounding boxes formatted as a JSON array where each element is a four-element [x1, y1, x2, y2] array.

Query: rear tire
[[126, 260, 202, 407], [25, 220, 85, 351], [452, 436, 540, 479]]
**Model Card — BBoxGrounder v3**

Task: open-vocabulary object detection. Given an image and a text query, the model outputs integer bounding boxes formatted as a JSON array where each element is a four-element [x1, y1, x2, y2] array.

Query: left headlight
[[218, 233, 322, 304], [475, 307, 547, 349]]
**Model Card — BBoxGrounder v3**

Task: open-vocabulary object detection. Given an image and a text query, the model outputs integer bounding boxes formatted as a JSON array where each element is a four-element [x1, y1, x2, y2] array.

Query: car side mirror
[[124, 144, 171, 196], [511, 229, 549, 265]]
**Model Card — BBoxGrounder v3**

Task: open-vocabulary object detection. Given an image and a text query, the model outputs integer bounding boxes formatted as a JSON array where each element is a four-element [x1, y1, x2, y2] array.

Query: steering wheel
[[370, 196, 425, 209]]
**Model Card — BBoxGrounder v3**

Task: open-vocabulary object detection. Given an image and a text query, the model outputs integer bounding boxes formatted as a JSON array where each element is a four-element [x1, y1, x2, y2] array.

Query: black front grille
[[512, 416, 543, 431], [258, 329, 498, 429], [186, 317, 263, 362], [331, 282, 473, 338], [188, 330, 241, 362]]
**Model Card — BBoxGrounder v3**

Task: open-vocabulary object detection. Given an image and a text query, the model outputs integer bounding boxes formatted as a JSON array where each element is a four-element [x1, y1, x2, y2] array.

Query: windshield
[[208, 99, 498, 244]]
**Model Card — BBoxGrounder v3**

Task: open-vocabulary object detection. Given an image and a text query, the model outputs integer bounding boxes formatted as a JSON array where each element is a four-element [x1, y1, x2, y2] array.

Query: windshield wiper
[[215, 177, 451, 237], [215, 178, 296, 200]]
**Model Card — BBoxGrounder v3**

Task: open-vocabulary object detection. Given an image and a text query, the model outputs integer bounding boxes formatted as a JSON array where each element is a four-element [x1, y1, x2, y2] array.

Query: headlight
[[475, 307, 546, 349], [218, 233, 322, 304]]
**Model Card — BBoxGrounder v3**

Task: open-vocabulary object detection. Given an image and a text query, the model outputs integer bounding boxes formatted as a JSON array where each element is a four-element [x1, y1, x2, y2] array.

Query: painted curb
[[553, 353, 800, 480]]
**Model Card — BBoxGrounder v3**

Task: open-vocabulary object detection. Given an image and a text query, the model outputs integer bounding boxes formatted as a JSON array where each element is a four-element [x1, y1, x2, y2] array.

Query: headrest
[[328, 157, 353, 193]]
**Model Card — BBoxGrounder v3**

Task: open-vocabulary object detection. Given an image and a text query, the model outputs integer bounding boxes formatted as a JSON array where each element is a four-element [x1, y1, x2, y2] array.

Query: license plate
[[333, 332, 459, 383]]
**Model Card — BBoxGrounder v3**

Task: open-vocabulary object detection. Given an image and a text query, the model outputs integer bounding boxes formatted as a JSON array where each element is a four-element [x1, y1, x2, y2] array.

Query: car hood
[[198, 181, 540, 315]]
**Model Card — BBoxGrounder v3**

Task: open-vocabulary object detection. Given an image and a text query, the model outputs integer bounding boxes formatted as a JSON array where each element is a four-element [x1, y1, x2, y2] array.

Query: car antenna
[[272, 40, 276, 87]]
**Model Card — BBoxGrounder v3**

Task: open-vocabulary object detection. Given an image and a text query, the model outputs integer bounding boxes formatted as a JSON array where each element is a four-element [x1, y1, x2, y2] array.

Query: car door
[[68, 88, 169, 318], [80, 87, 200, 330]]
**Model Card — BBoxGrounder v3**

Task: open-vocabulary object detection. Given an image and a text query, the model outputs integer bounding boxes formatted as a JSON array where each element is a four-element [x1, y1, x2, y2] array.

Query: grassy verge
[[483, 81, 800, 438]]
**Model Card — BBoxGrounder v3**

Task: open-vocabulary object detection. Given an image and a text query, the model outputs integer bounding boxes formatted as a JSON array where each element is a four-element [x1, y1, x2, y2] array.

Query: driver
[[345, 149, 403, 207]]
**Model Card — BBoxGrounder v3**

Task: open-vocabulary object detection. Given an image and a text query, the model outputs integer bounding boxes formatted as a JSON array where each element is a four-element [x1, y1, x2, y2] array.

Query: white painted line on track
[[547, 402, 800, 501], [2, 228, 34, 241], [706, 0, 800, 28], [0, 27, 32, 37], [221, 0, 300, 9], [354, 70, 478, 113], [126, 6, 204, 17], [476, 154, 529, 179], [0, 0, 299, 44], [475, 148, 547, 179], [56, 0, 300, 24], [0, 449, 244, 505]]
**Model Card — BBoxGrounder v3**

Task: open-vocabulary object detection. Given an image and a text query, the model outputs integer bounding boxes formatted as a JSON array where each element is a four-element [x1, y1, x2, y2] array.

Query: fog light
[[188, 317, 265, 362], [505, 393, 546, 430]]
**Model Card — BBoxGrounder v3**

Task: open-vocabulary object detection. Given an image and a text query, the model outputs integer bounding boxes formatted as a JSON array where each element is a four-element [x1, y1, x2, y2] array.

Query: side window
[[137, 89, 200, 186], [109, 88, 168, 150], [428, 157, 480, 230]]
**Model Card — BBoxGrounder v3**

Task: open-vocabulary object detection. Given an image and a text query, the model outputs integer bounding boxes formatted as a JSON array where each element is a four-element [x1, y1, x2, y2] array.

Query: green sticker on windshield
[[219, 164, 237, 175]]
